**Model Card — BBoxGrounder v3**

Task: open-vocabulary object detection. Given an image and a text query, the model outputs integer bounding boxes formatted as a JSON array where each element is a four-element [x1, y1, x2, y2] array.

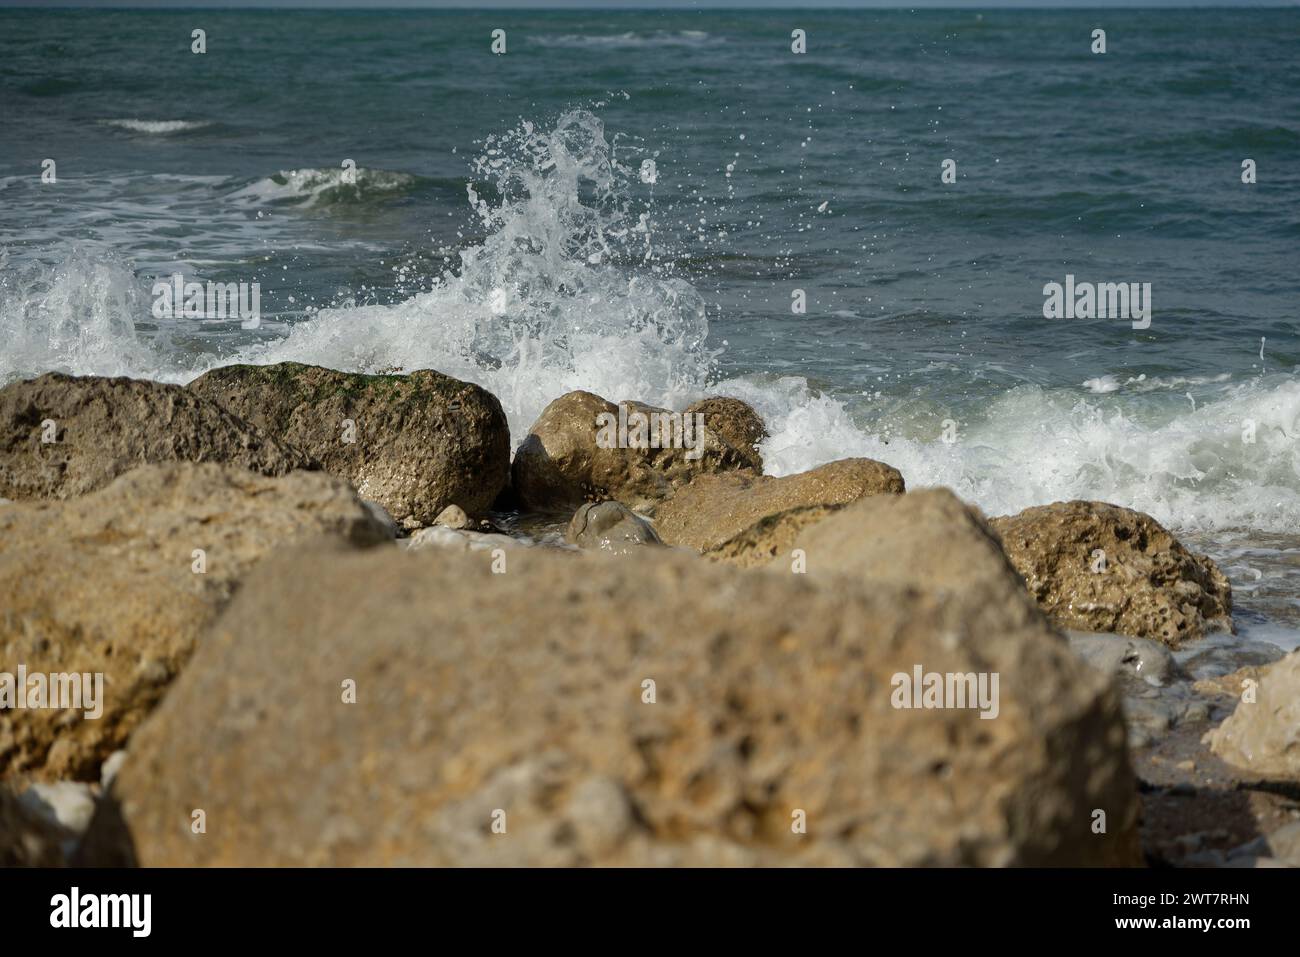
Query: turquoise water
[[1, 8, 1298, 639]]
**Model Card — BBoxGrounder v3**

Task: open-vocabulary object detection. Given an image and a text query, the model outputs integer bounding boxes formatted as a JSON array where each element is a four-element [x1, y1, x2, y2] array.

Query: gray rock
[[1067, 632, 1179, 687], [565, 501, 663, 554], [406, 526, 530, 554]]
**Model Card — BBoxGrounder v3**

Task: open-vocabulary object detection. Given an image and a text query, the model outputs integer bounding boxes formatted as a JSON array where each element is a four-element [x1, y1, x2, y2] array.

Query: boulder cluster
[[2, 362, 1291, 868]]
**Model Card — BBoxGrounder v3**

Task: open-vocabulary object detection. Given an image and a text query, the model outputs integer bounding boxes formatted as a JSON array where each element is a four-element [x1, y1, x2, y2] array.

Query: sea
[[1, 7, 1297, 650]]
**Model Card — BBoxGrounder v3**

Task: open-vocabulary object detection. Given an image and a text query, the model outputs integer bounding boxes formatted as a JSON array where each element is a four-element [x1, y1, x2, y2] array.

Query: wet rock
[[1206, 649, 1300, 778], [683, 396, 767, 472], [510, 390, 753, 513], [93, 528, 1138, 866], [406, 526, 530, 554], [566, 501, 663, 554], [990, 501, 1233, 645], [1067, 632, 1179, 687], [653, 458, 905, 555], [189, 362, 510, 529], [0, 462, 391, 782], [0, 372, 314, 501]]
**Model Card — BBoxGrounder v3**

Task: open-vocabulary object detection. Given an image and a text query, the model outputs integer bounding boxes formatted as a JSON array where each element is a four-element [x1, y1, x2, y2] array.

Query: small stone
[[433, 504, 470, 530]]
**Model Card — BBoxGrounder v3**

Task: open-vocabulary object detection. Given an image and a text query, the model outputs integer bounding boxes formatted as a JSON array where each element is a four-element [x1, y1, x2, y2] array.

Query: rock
[[1265, 820, 1300, 866], [683, 396, 766, 472], [0, 372, 315, 501], [406, 526, 530, 554], [653, 458, 906, 555], [188, 362, 510, 529], [989, 501, 1232, 645], [1193, 665, 1267, 700], [1067, 632, 1179, 687], [433, 504, 470, 530], [92, 538, 1138, 867], [788, 487, 1031, 611], [1206, 650, 1300, 778], [0, 462, 392, 782], [0, 784, 69, 866], [510, 390, 754, 513], [566, 502, 663, 554]]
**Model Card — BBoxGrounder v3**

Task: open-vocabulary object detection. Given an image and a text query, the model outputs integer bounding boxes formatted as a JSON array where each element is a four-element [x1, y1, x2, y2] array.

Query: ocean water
[[1, 8, 1297, 644]]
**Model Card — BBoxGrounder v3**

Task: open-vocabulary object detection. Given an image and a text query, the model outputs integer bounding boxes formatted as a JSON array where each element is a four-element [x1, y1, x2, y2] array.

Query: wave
[[3, 111, 1298, 537], [225, 167, 420, 208], [534, 30, 713, 49], [101, 119, 212, 135]]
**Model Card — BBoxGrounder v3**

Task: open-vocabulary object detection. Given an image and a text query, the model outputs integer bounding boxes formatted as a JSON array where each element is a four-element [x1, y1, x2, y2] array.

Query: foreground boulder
[[91, 540, 1138, 866], [189, 362, 510, 529], [510, 391, 756, 513], [1206, 650, 1300, 779], [0, 372, 313, 501], [654, 458, 905, 554], [0, 463, 391, 783], [990, 501, 1232, 645]]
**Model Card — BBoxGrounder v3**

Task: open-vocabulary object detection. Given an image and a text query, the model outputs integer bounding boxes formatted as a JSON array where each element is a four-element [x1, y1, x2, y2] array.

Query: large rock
[[0, 463, 391, 783], [189, 362, 510, 529], [990, 501, 1232, 645], [91, 539, 1138, 866], [683, 396, 767, 472], [0, 372, 313, 501], [788, 488, 1035, 608], [653, 458, 905, 554], [1206, 650, 1300, 779], [510, 391, 755, 513]]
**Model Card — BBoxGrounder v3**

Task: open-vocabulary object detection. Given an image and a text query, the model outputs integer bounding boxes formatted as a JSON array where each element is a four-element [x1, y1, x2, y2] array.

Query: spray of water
[[1, 110, 1298, 535]]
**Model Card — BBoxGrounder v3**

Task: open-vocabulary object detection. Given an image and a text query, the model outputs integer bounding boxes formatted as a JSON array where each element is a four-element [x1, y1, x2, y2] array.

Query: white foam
[[226, 167, 417, 207], [4, 111, 1299, 539], [535, 30, 713, 49], [0, 247, 168, 382], [101, 119, 210, 135]]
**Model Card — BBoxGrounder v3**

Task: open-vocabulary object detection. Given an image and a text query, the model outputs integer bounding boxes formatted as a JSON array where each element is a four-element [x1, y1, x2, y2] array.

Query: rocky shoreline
[[1, 362, 1296, 866]]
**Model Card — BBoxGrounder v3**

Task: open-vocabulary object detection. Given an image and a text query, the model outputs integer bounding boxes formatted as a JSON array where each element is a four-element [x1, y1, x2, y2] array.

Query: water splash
[[234, 110, 718, 438]]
